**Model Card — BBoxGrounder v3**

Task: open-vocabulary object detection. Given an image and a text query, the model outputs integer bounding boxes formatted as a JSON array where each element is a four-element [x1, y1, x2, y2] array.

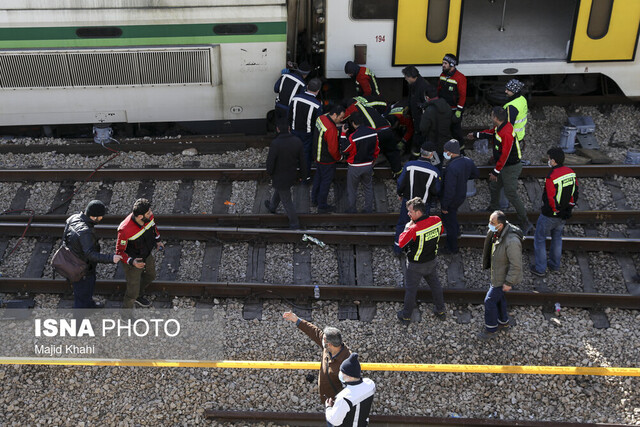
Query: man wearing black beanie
[[325, 353, 376, 427], [62, 200, 122, 308]]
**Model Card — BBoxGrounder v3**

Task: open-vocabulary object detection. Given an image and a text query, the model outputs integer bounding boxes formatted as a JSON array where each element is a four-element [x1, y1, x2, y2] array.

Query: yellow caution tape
[[0, 358, 639, 376]]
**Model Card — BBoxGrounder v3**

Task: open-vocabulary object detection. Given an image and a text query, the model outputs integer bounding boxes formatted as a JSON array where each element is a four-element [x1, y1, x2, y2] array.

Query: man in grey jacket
[[478, 210, 523, 340]]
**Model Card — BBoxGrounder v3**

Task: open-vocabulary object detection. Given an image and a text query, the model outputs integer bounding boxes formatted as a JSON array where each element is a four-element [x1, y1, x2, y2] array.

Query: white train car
[[322, 0, 640, 98], [0, 0, 287, 131]]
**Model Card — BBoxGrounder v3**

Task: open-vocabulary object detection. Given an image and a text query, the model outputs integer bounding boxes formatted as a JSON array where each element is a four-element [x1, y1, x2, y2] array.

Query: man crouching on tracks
[[116, 198, 164, 310], [478, 210, 523, 340], [283, 311, 351, 403]]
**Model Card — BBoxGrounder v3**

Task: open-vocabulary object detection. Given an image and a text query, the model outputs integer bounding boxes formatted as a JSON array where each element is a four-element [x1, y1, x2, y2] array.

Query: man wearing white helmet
[[503, 79, 528, 152]]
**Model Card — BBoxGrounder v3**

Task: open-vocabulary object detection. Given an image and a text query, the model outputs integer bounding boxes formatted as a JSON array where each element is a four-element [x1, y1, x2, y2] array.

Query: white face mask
[[488, 223, 498, 232], [548, 160, 553, 168], [338, 371, 346, 384], [443, 152, 452, 160]]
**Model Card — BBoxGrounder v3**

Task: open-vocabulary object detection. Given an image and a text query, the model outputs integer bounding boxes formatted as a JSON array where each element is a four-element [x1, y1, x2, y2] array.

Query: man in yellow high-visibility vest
[[503, 79, 528, 152]]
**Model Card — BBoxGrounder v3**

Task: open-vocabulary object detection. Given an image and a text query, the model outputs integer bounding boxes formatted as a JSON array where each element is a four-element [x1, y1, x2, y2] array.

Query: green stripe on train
[[0, 22, 286, 48]]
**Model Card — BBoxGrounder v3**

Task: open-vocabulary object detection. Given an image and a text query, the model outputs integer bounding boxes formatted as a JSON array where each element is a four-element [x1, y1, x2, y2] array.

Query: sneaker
[[477, 330, 498, 341], [497, 322, 511, 333], [264, 200, 275, 214], [530, 265, 546, 277], [91, 301, 105, 309], [434, 311, 446, 321], [396, 311, 410, 325], [135, 296, 151, 307]]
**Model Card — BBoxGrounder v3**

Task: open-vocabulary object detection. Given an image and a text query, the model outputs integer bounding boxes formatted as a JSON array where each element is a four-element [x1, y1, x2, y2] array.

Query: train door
[[458, 0, 578, 63], [569, 0, 640, 62]]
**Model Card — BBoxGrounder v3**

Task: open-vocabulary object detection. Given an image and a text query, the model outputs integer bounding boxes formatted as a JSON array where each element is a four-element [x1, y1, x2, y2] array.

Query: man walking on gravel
[[64, 200, 122, 308], [397, 197, 446, 324], [264, 118, 308, 229], [116, 198, 164, 309], [479, 210, 523, 340], [283, 311, 351, 403], [531, 147, 578, 277]]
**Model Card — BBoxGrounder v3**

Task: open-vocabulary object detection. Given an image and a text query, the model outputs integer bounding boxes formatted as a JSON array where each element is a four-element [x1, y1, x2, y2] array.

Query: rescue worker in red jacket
[[531, 147, 579, 277], [344, 61, 380, 97], [312, 105, 347, 213], [437, 53, 467, 147], [386, 102, 414, 154], [344, 97, 402, 178], [397, 197, 446, 325], [116, 198, 164, 309], [468, 107, 532, 234]]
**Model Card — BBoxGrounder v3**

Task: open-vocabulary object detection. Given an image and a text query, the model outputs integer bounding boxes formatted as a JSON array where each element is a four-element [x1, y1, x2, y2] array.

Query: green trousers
[[489, 161, 528, 226], [122, 254, 156, 309]]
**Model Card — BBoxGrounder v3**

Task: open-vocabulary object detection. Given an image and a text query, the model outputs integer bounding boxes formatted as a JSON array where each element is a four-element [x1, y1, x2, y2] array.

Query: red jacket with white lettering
[[116, 213, 160, 265], [477, 121, 521, 176], [542, 165, 579, 219], [398, 215, 443, 263]]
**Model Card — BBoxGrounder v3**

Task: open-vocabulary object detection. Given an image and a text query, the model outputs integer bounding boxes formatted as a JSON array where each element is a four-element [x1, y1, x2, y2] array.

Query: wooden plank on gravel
[[354, 245, 373, 286], [372, 180, 388, 213], [172, 180, 194, 214], [293, 244, 311, 285], [575, 252, 609, 328], [246, 243, 266, 283], [333, 178, 348, 212], [336, 245, 355, 286], [49, 181, 75, 214], [9, 185, 31, 212], [200, 243, 222, 282], [604, 179, 631, 210], [293, 183, 310, 214], [136, 180, 156, 203], [95, 181, 114, 206], [24, 240, 54, 278], [157, 243, 181, 281], [522, 178, 542, 211], [254, 182, 272, 213], [0, 239, 9, 264], [610, 230, 639, 294], [446, 253, 466, 289], [212, 181, 232, 214]]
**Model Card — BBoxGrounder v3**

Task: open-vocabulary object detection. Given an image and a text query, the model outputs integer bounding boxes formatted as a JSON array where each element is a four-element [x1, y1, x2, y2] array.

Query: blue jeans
[[311, 163, 336, 209], [394, 198, 430, 254], [484, 285, 509, 332], [441, 205, 460, 253], [73, 273, 97, 309], [533, 214, 565, 273]]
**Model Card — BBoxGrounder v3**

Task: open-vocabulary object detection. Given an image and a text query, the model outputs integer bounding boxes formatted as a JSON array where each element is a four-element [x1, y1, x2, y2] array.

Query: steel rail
[[203, 410, 630, 426], [0, 210, 638, 228], [1, 279, 638, 308], [0, 222, 638, 252], [0, 164, 638, 181]]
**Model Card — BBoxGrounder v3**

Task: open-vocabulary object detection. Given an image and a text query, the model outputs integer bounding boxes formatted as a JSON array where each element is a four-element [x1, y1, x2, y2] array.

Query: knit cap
[[340, 353, 361, 378], [443, 139, 460, 155], [85, 200, 106, 217]]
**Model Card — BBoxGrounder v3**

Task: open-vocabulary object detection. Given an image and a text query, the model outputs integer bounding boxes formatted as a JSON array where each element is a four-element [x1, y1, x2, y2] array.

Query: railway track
[[203, 409, 633, 426]]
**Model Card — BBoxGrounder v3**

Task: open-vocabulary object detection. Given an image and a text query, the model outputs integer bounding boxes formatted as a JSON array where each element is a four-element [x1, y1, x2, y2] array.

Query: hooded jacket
[[482, 222, 523, 287]]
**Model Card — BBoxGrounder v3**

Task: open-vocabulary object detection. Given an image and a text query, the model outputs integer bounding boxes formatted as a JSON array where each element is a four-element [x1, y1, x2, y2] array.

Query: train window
[[76, 27, 123, 38], [426, 0, 450, 43], [351, 0, 397, 20], [586, 0, 613, 39], [213, 24, 258, 35]]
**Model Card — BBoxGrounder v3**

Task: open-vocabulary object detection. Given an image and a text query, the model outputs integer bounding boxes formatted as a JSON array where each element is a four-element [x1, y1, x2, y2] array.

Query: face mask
[[548, 160, 553, 168], [488, 223, 498, 232], [443, 152, 451, 160], [338, 371, 346, 384]]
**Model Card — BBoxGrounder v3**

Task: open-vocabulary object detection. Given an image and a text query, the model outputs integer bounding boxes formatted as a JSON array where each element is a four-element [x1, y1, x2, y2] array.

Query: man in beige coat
[[479, 210, 523, 340]]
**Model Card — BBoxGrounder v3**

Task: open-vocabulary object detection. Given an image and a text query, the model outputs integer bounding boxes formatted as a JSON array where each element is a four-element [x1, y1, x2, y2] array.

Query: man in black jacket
[[402, 65, 429, 156], [419, 84, 452, 159], [63, 200, 121, 308], [264, 119, 308, 229]]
